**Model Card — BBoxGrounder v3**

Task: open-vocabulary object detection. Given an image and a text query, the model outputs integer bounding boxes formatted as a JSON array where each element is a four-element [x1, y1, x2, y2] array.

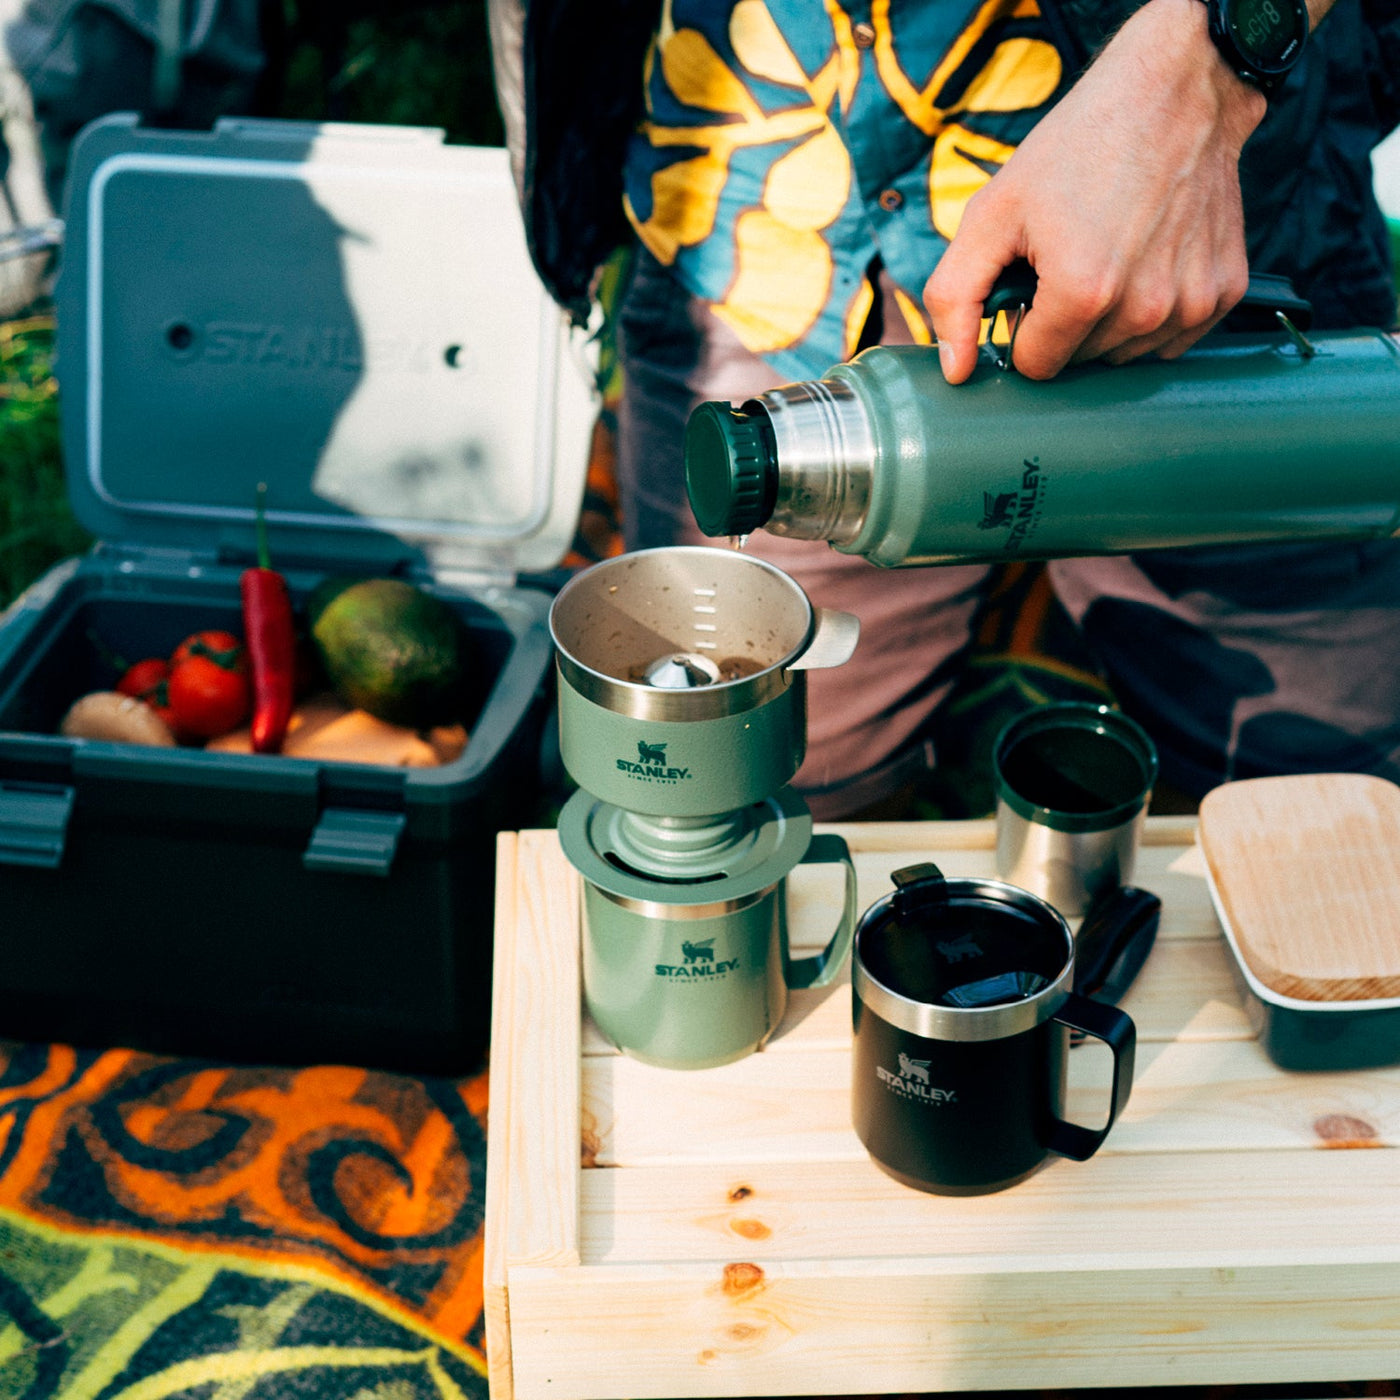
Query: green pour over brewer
[[684, 275, 1400, 566], [550, 546, 860, 1069]]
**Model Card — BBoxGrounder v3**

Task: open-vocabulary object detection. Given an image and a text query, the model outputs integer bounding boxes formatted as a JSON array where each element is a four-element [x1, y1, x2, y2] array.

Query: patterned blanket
[[0, 1045, 490, 1399]]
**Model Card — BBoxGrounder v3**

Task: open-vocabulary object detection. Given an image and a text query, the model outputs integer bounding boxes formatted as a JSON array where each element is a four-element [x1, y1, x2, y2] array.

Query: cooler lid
[[54, 114, 596, 578]]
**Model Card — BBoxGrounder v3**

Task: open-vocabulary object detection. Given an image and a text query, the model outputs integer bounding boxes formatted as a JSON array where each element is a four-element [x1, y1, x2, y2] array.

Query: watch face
[[1226, 0, 1306, 73]]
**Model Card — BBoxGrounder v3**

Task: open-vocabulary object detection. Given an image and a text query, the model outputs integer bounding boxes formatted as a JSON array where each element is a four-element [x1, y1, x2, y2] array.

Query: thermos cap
[[684, 400, 776, 537]]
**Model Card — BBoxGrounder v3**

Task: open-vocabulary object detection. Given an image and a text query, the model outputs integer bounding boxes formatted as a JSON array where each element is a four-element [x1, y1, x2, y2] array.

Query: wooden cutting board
[[1198, 773, 1400, 1002]]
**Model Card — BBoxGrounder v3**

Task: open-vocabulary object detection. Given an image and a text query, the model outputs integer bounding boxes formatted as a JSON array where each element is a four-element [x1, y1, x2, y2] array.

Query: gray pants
[[616, 248, 1400, 819]]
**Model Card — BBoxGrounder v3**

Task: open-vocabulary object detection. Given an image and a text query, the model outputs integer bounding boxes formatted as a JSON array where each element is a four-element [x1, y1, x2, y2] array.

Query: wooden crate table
[[484, 817, 1400, 1399]]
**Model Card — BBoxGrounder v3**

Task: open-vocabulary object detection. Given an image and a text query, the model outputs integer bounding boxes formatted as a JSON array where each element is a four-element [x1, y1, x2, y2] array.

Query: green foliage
[[276, 1, 504, 147], [1390, 219, 1400, 309], [0, 316, 89, 610]]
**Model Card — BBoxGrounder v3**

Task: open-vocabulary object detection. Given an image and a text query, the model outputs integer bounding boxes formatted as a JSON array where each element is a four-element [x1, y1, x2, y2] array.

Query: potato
[[60, 691, 177, 746]]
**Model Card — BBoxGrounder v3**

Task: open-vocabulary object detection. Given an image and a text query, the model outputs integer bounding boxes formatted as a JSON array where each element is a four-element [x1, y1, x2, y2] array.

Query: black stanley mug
[[851, 863, 1136, 1195]]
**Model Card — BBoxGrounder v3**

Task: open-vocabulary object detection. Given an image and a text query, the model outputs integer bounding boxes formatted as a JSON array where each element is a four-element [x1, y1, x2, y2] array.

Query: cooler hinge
[[0, 780, 75, 869], [411, 560, 519, 593], [303, 807, 406, 878], [94, 542, 214, 580]]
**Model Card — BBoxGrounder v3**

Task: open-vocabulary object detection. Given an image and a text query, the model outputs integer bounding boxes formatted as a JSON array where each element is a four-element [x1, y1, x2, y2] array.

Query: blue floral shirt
[[623, 0, 1073, 379]]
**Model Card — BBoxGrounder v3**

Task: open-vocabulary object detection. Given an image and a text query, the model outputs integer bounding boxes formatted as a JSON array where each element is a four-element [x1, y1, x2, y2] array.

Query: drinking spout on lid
[[890, 863, 949, 920]]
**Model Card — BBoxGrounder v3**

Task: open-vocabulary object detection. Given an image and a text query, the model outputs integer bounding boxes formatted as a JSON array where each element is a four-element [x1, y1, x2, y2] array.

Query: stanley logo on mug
[[877, 1053, 957, 1105], [655, 937, 740, 980], [617, 739, 693, 783]]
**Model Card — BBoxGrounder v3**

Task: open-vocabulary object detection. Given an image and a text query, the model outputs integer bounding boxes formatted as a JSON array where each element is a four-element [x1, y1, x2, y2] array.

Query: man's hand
[[923, 0, 1268, 383]]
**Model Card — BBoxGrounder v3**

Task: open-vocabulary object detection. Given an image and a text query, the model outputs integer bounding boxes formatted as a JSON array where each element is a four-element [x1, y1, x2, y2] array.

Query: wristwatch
[[1198, 0, 1308, 94]]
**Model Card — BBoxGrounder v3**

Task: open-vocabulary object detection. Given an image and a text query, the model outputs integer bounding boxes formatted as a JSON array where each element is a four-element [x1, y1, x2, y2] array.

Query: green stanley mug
[[562, 793, 858, 1070]]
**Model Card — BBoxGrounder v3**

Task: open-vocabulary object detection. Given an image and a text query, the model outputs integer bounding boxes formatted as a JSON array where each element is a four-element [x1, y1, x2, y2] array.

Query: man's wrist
[[1124, 0, 1267, 138]]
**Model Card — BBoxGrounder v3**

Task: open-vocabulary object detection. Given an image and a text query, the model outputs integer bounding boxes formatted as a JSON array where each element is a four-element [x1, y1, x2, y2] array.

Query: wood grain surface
[[1199, 773, 1400, 1000], [487, 816, 1400, 1399]]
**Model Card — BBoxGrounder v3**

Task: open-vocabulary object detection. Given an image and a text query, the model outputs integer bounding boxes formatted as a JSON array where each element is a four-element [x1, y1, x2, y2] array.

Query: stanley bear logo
[[618, 737, 693, 782], [937, 934, 982, 963], [877, 1054, 956, 1103], [656, 935, 738, 980], [978, 490, 1016, 530]]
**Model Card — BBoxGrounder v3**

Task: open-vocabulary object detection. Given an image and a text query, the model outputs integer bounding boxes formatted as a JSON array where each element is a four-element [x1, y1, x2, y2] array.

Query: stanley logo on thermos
[[618, 739, 693, 783], [978, 458, 1045, 552], [655, 937, 740, 979]]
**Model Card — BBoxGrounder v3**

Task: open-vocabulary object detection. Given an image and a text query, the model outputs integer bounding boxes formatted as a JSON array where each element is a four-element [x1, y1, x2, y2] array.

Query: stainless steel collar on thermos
[[746, 379, 874, 546]]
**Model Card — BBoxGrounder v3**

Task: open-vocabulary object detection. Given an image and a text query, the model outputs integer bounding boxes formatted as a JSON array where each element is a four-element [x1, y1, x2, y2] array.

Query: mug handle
[[1046, 992, 1136, 1162], [784, 833, 858, 990]]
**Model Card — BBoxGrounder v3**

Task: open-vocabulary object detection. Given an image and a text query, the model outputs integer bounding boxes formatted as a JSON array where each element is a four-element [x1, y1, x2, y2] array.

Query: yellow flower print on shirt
[[868, 0, 1061, 236], [626, 0, 852, 353], [626, 0, 1065, 362]]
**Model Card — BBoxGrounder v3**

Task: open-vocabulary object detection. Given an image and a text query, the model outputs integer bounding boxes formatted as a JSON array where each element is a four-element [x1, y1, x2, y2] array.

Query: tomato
[[116, 657, 178, 732], [167, 655, 251, 739], [172, 630, 245, 673], [116, 657, 170, 698]]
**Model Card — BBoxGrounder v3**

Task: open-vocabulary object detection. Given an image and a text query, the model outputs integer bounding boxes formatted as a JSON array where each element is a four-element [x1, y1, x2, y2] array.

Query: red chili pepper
[[240, 482, 296, 754]]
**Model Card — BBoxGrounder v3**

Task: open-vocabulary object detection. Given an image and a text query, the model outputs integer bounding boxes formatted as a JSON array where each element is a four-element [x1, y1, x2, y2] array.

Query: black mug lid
[[855, 864, 1073, 1042]]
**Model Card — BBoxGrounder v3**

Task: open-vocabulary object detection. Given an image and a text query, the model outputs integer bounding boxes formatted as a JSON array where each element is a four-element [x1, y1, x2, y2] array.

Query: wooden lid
[[1199, 774, 1400, 1002]]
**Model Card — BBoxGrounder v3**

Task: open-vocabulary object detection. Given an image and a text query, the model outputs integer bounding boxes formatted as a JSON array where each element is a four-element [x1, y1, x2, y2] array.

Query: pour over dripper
[[548, 546, 858, 819], [550, 547, 862, 1070]]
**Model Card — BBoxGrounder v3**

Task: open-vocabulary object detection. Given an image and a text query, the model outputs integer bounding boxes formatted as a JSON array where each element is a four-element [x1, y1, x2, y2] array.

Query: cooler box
[[0, 115, 595, 1074]]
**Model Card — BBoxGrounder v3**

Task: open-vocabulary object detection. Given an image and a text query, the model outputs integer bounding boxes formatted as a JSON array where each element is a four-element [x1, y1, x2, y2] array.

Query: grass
[[0, 316, 87, 608]]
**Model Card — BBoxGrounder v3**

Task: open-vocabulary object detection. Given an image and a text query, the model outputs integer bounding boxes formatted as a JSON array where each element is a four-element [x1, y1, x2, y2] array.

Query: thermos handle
[[784, 832, 858, 990], [984, 258, 1040, 323], [1044, 992, 1136, 1162], [984, 259, 1314, 337]]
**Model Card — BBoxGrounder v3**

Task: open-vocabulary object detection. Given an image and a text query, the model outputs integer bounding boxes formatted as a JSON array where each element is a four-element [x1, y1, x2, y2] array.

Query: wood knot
[[729, 1217, 772, 1241], [721, 1261, 766, 1297], [727, 1184, 754, 1202], [580, 1127, 601, 1169], [1313, 1113, 1380, 1148]]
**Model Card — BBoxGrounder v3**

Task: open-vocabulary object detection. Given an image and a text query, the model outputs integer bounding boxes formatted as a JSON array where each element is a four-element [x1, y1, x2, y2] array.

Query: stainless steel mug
[[561, 790, 858, 1070], [851, 862, 1135, 1195], [993, 702, 1158, 917]]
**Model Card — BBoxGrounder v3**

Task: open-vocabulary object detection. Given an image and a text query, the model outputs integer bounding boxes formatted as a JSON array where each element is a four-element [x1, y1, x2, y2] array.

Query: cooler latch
[[304, 808, 406, 877], [0, 780, 75, 869]]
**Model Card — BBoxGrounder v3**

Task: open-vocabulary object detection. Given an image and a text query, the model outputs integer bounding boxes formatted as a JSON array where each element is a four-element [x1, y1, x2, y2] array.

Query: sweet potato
[[207, 692, 467, 767]]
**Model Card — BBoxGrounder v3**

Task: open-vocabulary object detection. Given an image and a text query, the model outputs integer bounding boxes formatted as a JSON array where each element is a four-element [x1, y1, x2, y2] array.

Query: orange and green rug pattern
[[0, 1042, 491, 1399]]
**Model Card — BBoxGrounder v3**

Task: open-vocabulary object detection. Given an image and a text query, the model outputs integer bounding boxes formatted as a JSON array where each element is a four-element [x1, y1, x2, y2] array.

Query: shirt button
[[852, 20, 876, 47], [878, 188, 903, 212]]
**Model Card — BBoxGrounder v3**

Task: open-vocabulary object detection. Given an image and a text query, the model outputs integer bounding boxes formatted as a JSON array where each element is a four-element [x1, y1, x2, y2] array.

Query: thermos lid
[[684, 401, 777, 537]]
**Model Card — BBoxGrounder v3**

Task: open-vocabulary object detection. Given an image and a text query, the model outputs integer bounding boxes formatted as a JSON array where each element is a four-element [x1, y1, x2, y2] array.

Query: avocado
[[305, 574, 362, 630], [310, 578, 470, 728]]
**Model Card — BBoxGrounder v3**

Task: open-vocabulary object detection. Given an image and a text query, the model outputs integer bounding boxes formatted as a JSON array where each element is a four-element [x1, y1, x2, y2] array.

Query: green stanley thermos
[[684, 274, 1400, 567]]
